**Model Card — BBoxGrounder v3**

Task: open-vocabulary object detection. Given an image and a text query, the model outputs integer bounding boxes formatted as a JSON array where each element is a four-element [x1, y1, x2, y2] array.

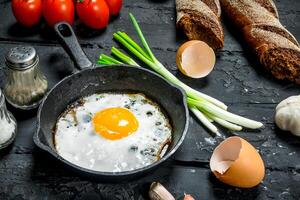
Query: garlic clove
[[184, 194, 195, 200], [149, 182, 175, 200]]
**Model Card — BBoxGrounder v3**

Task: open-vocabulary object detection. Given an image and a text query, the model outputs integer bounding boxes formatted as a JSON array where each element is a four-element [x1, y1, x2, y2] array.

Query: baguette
[[220, 0, 300, 84], [176, 0, 224, 50]]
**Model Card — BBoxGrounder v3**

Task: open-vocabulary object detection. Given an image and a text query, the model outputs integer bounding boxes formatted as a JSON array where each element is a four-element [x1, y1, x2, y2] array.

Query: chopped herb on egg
[[155, 121, 162, 126], [141, 148, 156, 156], [146, 111, 153, 117], [129, 145, 138, 152]]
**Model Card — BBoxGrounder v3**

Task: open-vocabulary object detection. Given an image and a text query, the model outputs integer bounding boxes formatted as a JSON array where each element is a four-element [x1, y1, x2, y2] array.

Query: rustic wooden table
[[0, 0, 300, 199]]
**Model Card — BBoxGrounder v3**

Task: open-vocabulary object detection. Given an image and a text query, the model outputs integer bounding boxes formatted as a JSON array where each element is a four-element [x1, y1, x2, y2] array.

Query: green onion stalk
[[98, 13, 263, 135]]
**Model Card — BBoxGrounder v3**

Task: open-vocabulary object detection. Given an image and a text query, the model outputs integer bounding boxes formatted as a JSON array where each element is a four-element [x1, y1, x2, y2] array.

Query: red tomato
[[76, 0, 110, 29], [105, 0, 122, 16], [11, 0, 42, 27], [43, 0, 75, 27]]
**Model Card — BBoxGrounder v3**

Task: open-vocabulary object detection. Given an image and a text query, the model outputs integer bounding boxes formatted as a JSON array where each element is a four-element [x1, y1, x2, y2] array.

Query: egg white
[[54, 93, 172, 172]]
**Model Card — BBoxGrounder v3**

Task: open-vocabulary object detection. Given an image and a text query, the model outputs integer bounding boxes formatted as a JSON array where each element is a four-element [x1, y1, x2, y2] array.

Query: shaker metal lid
[[5, 46, 38, 70]]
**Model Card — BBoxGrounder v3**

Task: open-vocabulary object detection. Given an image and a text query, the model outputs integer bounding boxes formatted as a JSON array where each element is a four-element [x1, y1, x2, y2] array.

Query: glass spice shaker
[[0, 89, 17, 150], [4, 46, 48, 110]]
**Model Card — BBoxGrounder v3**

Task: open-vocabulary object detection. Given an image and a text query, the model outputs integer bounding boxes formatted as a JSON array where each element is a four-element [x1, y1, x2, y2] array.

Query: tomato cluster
[[11, 0, 122, 29]]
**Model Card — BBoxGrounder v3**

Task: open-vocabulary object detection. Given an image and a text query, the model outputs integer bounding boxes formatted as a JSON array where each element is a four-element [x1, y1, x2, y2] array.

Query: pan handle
[[54, 22, 93, 70]]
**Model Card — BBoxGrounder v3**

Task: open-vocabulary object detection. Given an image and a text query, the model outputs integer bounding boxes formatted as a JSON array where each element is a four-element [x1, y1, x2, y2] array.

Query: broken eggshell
[[176, 40, 216, 78], [210, 136, 265, 188]]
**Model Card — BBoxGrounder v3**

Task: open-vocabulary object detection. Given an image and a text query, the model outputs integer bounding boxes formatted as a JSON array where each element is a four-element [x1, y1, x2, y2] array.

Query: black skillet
[[33, 22, 189, 181]]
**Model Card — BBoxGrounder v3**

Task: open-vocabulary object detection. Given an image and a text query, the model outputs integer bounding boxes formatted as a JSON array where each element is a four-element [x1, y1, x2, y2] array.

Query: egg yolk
[[92, 107, 139, 140]]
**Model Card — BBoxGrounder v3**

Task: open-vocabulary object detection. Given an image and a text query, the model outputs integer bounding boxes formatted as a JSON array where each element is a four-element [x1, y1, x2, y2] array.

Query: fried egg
[[54, 93, 172, 172]]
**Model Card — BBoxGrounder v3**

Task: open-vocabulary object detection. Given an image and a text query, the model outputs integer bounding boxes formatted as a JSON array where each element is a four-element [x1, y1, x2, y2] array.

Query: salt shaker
[[0, 89, 17, 149], [4, 46, 48, 110]]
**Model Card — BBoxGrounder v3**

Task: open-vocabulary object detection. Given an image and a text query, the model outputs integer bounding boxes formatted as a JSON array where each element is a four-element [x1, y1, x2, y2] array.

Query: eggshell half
[[176, 40, 216, 78], [210, 136, 265, 188]]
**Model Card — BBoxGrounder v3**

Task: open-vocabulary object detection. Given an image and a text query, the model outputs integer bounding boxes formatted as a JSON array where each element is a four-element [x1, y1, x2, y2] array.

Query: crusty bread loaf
[[176, 0, 224, 50], [220, 0, 300, 84]]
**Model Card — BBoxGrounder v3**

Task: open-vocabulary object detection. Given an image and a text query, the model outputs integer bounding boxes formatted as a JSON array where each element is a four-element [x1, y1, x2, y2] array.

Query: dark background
[[0, 0, 300, 199]]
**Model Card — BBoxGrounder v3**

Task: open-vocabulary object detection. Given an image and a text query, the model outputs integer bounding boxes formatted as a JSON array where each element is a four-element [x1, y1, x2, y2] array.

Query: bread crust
[[220, 0, 300, 83], [176, 0, 224, 50]]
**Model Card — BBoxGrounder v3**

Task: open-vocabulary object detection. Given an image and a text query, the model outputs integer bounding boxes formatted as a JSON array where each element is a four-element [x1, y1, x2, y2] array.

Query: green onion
[[111, 47, 140, 66], [116, 32, 152, 61], [187, 98, 263, 129], [97, 60, 109, 65], [97, 13, 263, 135], [190, 106, 219, 134], [98, 54, 123, 65], [203, 111, 243, 131]]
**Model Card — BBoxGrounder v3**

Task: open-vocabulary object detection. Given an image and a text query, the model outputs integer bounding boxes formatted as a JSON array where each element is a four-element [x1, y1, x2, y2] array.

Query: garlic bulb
[[275, 95, 300, 136]]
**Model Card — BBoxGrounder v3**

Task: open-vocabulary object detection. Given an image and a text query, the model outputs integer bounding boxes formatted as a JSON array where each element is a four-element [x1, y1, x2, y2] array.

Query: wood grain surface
[[0, 0, 299, 199]]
